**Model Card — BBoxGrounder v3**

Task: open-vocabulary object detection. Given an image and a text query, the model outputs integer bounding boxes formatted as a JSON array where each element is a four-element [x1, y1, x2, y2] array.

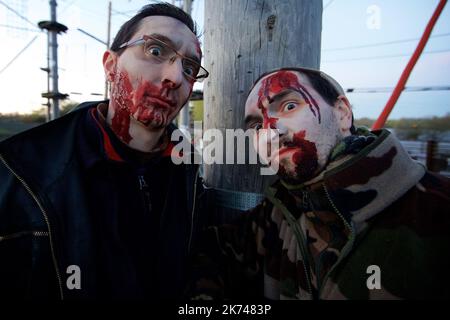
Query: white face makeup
[[245, 70, 351, 183]]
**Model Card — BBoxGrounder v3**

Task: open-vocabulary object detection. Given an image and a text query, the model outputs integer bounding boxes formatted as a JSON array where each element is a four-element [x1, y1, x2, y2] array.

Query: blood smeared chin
[[277, 131, 319, 183], [110, 71, 133, 143], [110, 71, 177, 143]]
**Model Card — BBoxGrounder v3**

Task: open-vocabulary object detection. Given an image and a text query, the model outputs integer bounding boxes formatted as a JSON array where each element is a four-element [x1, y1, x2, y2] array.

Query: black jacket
[[0, 101, 207, 299]]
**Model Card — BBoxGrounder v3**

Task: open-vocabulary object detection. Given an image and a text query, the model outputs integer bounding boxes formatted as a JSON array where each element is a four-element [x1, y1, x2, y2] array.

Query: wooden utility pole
[[179, 0, 193, 131], [203, 0, 322, 216]]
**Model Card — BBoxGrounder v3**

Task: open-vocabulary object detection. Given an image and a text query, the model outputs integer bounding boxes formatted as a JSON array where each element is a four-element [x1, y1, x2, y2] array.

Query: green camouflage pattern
[[191, 129, 450, 300]]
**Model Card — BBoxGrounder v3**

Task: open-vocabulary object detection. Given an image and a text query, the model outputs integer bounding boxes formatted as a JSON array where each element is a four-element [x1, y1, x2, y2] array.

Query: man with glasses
[[0, 3, 209, 299]]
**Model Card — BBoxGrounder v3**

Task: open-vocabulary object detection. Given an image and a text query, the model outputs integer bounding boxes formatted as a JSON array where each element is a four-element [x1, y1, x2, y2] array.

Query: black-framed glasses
[[119, 35, 209, 82]]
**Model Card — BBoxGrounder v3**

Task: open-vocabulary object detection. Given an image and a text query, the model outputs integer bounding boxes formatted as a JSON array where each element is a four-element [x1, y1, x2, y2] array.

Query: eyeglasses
[[119, 35, 209, 82]]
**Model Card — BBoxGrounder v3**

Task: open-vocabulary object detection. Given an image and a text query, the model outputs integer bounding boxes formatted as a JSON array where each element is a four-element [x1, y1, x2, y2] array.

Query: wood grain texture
[[203, 0, 322, 194]]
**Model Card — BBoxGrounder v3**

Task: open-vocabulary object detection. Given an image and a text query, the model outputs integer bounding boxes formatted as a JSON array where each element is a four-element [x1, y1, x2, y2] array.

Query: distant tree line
[[1, 105, 449, 142], [355, 114, 450, 131], [0, 101, 78, 141], [354, 114, 450, 141]]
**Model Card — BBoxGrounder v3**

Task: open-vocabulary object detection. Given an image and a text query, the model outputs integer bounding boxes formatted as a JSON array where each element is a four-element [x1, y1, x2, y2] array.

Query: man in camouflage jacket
[[192, 67, 450, 300]]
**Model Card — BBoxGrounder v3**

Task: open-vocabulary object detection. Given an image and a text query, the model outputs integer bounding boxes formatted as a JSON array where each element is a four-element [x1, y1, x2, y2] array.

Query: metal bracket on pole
[[212, 188, 265, 211], [38, 0, 68, 121]]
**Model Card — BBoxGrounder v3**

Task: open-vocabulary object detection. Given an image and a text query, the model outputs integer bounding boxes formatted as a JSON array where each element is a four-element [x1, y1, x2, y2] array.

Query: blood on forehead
[[194, 40, 202, 59], [258, 70, 300, 101], [256, 71, 299, 129], [256, 70, 321, 124]]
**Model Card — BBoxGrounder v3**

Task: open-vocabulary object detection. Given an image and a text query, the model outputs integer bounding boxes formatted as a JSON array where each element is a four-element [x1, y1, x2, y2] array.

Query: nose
[[276, 122, 288, 137], [265, 122, 287, 147], [263, 114, 287, 137], [161, 57, 184, 90]]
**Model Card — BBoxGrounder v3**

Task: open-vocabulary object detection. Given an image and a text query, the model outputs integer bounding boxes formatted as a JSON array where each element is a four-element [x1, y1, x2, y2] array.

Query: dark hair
[[302, 71, 339, 106], [110, 2, 197, 54], [303, 71, 355, 133]]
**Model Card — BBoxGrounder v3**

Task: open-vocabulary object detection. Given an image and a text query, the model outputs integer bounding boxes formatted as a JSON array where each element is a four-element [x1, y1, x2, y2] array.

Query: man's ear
[[103, 50, 118, 81], [333, 95, 353, 136]]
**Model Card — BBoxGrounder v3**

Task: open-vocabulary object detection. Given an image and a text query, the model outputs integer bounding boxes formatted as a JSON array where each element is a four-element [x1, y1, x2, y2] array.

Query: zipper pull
[[302, 190, 310, 211], [138, 175, 152, 212], [138, 175, 148, 190]]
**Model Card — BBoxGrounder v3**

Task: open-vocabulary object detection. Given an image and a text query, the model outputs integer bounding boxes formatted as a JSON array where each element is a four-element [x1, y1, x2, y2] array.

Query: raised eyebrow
[[267, 89, 297, 104], [148, 33, 179, 49], [149, 33, 201, 63]]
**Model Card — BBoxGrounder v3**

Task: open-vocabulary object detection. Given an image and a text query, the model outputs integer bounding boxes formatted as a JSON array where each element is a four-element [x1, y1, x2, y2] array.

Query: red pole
[[372, 0, 447, 130]]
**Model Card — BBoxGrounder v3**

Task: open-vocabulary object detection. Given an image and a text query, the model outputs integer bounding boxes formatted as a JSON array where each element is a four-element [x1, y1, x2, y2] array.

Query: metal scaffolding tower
[[38, 0, 68, 121]]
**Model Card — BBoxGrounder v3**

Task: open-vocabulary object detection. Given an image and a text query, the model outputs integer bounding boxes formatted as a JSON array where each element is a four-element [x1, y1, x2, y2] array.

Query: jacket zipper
[[187, 167, 199, 254], [137, 167, 197, 255], [0, 230, 49, 242], [138, 175, 152, 213], [0, 153, 64, 299], [299, 190, 315, 298], [318, 184, 355, 298], [267, 190, 314, 298], [302, 190, 325, 295]]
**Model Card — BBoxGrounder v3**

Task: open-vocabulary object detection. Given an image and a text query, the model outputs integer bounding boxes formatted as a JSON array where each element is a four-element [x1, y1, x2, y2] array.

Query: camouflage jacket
[[193, 129, 450, 300]]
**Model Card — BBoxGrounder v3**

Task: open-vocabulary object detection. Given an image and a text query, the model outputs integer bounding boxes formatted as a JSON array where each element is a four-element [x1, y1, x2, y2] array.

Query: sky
[[0, 0, 449, 119]]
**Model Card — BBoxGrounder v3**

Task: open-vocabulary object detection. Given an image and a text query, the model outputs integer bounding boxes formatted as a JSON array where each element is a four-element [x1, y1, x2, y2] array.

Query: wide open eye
[[184, 66, 194, 76], [282, 102, 298, 112], [147, 46, 162, 57], [182, 60, 200, 78], [144, 40, 169, 59]]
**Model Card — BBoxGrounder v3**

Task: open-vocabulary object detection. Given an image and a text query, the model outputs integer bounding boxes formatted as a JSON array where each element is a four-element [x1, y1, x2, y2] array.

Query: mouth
[[278, 147, 298, 157], [143, 95, 176, 109], [269, 146, 298, 163]]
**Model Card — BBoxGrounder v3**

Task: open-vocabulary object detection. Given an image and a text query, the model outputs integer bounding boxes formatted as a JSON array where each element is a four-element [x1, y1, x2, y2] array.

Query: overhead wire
[[0, 0, 40, 30], [322, 49, 450, 63], [0, 23, 41, 32], [323, 33, 450, 52], [324, 0, 335, 11], [0, 35, 39, 75]]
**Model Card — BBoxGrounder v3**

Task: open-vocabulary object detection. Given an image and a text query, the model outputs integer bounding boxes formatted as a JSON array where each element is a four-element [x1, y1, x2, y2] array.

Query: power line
[[112, 9, 132, 19], [60, 0, 78, 14], [70, 3, 107, 22], [77, 28, 106, 45], [0, 0, 40, 30], [112, 8, 141, 15], [0, 36, 38, 75], [322, 49, 450, 63], [346, 86, 450, 93], [324, 0, 335, 10], [0, 23, 41, 32], [323, 33, 450, 52]]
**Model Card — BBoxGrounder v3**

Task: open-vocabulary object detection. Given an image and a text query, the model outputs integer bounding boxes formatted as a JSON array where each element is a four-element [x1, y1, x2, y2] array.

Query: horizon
[[0, 0, 449, 119]]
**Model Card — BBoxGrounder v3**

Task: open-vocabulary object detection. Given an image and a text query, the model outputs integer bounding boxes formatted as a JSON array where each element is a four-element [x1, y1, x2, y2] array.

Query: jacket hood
[[276, 129, 426, 229]]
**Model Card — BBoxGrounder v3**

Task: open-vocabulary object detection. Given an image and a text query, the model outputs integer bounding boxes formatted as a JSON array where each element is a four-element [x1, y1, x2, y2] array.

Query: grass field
[[0, 119, 44, 141]]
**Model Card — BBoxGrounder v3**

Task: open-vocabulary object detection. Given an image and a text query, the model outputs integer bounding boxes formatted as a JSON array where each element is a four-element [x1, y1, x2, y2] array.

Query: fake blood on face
[[131, 79, 167, 126], [279, 130, 319, 182], [110, 72, 134, 143], [260, 107, 278, 129], [195, 41, 202, 60], [110, 71, 182, 143], [257, 70, 322, 124]]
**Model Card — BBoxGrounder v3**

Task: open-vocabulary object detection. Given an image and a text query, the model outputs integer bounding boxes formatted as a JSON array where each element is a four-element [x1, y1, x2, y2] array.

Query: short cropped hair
[[110, 2, 197, 54]]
